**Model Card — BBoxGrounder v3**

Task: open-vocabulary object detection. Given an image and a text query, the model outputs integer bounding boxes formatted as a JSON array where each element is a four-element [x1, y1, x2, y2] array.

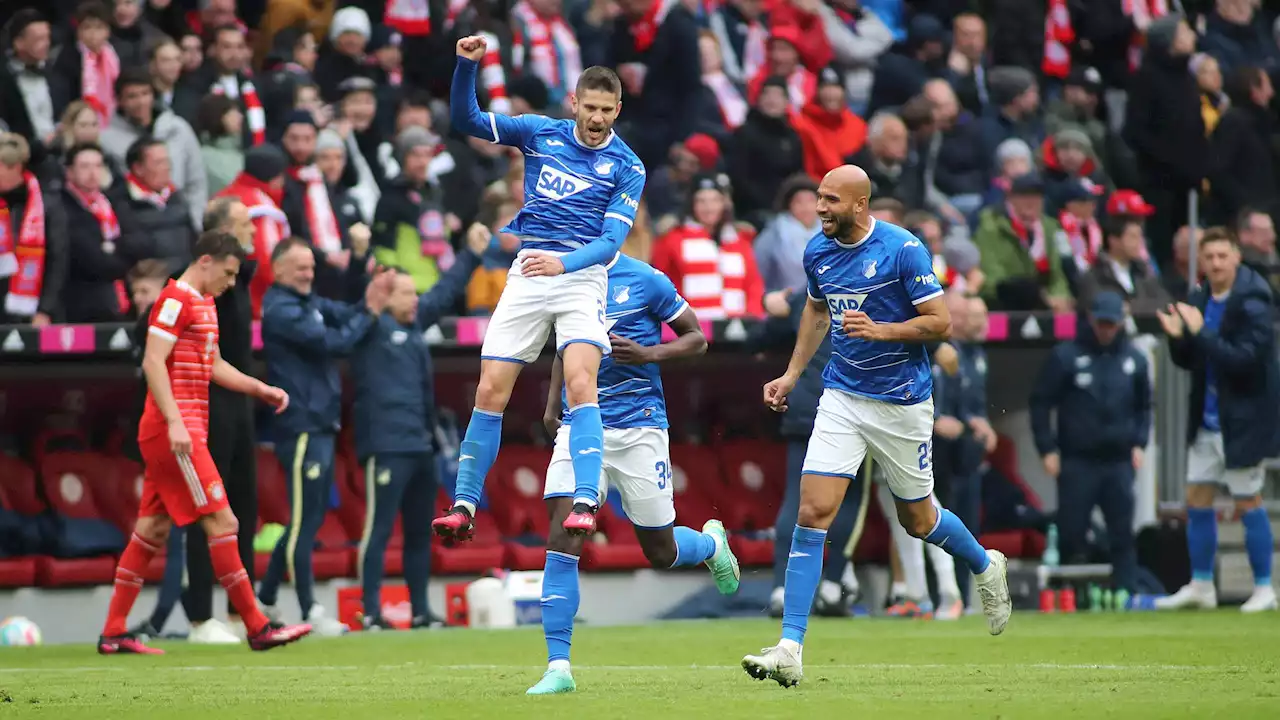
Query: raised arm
[[261, 294, 376, 357], [450, 36, 542, 149]]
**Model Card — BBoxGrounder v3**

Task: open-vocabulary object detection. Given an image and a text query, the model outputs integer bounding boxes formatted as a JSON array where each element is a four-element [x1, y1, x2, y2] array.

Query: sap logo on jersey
[[826, 293, 868, 318], [536, 166, 592, 201]]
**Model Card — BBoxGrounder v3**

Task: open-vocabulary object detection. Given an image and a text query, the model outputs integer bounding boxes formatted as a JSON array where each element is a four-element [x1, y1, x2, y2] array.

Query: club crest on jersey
[[826, 293, 868, 319], [594, 159, 614, 175], [862, 260, 877, 278], [613, 285, 630, 304], [536, 166, 592, 201]]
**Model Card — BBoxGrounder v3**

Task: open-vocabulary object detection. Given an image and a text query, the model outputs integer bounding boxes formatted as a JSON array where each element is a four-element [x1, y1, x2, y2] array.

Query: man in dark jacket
[[257, 237, 389, 633], [1030, 291, 1151, 594], [1154, 228, 1280, 613], [1077, 216, 1171, 315], [351, 229, 485, 630], [113, 136, 197, 278], [1209, 65, 1276, 225], [727, 78, 804, 222]]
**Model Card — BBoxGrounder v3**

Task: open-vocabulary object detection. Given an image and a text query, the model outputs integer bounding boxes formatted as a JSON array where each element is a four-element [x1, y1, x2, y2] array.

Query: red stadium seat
[[715, 441, 786, 532], [39, 451, 116, 521], [581, 504, 650, 571], [97, 456, 145, 536], [432, 484, 505, 574], [0, 557, 38, 587], [669, 444, 727, 528], [983, 435, 1046, 559], [0, 454, 46, 515], [487, 446, 552, 571], [32, 428, 90, 468], [36, 556, 116, 586], [255, 446, 290, 525]]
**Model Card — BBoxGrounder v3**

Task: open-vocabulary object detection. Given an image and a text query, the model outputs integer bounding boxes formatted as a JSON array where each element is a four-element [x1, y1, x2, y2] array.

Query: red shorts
[[138, 436, 229, 527]]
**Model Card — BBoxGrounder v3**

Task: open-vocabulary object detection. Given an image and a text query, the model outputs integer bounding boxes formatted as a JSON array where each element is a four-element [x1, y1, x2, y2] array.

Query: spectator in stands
[[333, 76, 384, 222], [868, 196, 906, 225], [1162, 225, 1199, 302], [1055, 178, 1105, 294], [350, 228, 488, 630], [609, 0, 702, 168], [175, 25, 265, 150], [979, 137, 1032, 224], [465, 198, 521, 316], [1043, 68, 1109, 174], [101, 68, 206, 228], [647, 133, 718, 227], [866, 12, 947, 115], [1235, 207, 1280, 298], [371, 127, 455, 294], [60, 142, 148, 322], [1155, 227, 1280, 613], [218, 143, 290, 317], [510, 0, 586, 111], [259, 27, 319, 139], [905, 208, 983, 296], [924, 79, 987, 219], [110, 0, 165, 70], [705, 0, 767, 86], [49, 101, 109, 185], [258, 236, 389, 635], [754, 173, 820, 292], [980, 66, 1043, 164], [0, 11, 62, 154], [1209, 65, 1276, 225], [50, 2, 119, 126], [973, 173, 1072, 312], [1123, 14, 1205, 268], [1193, 53, 1228, 137], [811, 0, 893, 114], [254, 0, 336, 69], [314, 6, 373, 103], [696, 31, 748, 144], [747, 27, 814, 114], [847, 112, 919, 206], [0, 132, 66, 325], [196, 94, 245, 198], [1031, 290, 1150, 595], [1042, 128, 1109, 217], [728, 78, 803, 221], [178, 31, 203, 74], [945, 13, 990, 116], [792, 66, 866, 182], [148, 39, 184, 111], [1077, 216, 1170, 314], [113, 135, 195, 278], [1199, 0, 1280, 78], [651, 173, 764, 319]]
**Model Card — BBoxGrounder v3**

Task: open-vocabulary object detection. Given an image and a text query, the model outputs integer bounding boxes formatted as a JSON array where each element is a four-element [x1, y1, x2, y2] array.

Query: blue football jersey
[[804, 218, 945, 405], [561, 255, 690, 429]]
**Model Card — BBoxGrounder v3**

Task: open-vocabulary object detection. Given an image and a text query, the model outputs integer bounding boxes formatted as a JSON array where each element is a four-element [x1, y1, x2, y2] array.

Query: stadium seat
[[668, 444, 726, 528], [97, 456, 145, 536], [0, 454, 46, 515], [36, 555, 117, 587], [714, 441, 786, 532], [581, 504, 650, 571], [32, 428, 90, 468], [38, 451, 126, 583], [487, 446, 552, 570], [255, 446, 290, 526], [982, 435, 1047, 559], [432, 486, 504, 575], [0, 557, 38, 587]]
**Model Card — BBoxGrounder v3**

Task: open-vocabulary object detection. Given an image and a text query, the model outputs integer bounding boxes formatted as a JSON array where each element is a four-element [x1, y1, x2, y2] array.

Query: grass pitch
[[0, 613, 1277, 719]]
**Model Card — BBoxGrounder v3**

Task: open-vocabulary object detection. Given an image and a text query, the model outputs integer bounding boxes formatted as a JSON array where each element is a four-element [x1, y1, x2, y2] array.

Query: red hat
[[1107, 189, 1155, 217], [681, 133, 720, 171]]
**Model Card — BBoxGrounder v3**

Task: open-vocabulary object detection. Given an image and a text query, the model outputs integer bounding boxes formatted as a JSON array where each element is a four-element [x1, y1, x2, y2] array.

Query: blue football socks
[[541, 551, 580, 668], [781, 526, 826, 646], [1241, 507, 1273, 587], [567, 403, 604, 506], [1187, 507, 1218, 582], [925, 505, 991, 575], [671, 526, 717, 567], [453, 409, 502, 511]]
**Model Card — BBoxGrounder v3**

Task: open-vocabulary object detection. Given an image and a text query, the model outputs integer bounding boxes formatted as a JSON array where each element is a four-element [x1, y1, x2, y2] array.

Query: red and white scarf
[[386, 0, 467, 36], [211, 76, 266, 147], [247, 188, 290, 258], [1058, 209, 1103, 272], [65, 181, 129, 314], [511, 1, 583, 103], [630, 0, 679, 54], [80, 41, 121, 125], [1007, 204, 1050, 275], [126, 172, 174, 208], [289, 165, 342, 255], [0, 172, 47, 318], [1125, 0, 1170, 71], [704, 72, 747, 129], [1042, 0, 1074, 79]]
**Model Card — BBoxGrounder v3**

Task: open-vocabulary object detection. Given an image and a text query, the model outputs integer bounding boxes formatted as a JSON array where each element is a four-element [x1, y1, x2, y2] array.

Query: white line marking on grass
[[0, 662, 1249, 674]]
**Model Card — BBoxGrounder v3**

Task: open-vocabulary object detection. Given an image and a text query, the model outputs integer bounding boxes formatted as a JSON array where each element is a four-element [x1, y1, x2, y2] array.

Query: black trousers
[[1059, 456, 1137, 592], [181, 388, 257, 621]]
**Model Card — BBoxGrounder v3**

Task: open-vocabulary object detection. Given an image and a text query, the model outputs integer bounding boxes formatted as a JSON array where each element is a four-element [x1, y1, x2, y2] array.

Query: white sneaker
[[974, 549, 1011, 635], [742, 643, 803, 688], [1241, 585, 1278, 613], [188, 619, 242, 645], [1154, 581, 1217, 610], [306, 604, 349, 636]]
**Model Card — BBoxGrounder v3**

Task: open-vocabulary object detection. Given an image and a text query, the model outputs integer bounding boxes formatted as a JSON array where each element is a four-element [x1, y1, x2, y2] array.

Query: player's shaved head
[[815, 165, 872, 242]]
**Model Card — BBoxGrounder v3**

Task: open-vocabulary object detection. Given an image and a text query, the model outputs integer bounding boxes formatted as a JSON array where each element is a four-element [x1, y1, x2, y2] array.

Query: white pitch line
[[0, 662, 1249, 674]]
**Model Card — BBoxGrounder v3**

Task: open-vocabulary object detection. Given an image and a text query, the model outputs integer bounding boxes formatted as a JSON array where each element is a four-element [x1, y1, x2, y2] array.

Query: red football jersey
[[137, 280, 220, 444]]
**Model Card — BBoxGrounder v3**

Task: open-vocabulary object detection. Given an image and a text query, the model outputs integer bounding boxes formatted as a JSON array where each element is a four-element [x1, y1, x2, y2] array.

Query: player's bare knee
[[476, 360, 521, 411], [134, 515, 171, 545], [200, 511, 239, 538], [1186, 483, 1216, 508], [796, 500, 838, 530], [641, 541, 677, 569], [1234, 494, 1264, 513], [895, 502, 936, 538], [562, 368, 597, 407]]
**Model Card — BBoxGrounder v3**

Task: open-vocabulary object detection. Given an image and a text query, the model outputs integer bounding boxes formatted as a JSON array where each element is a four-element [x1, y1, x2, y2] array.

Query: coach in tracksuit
[[1030, 291, 1151, 592], [258, 236, 389, 625], [352, 224, 487, 630]]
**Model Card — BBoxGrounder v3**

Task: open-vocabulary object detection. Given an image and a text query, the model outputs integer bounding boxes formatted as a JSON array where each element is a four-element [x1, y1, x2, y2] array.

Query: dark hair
[[203, 196, 242, 232], [195, 94, 238, 139], [1201, 226, 1239, 249], [270, 236, 312, 263], [63, 141, 103, 167], [147, 36, 178, 62], [125, 135, 165, 170], [209, 23, 243, 47], [193, 230, 247, 262], [1104, 216, 1140, 245], [74, 0, 112, 27], [114, 66, 153, 96], [1234, 206, 1268, 233], [576, 66, 622, 98], [903, 209, 940, 230], [399, 89, 433, 114], [900, 96, 935, 132], [7, 9, 48, 46], [1224, 65, 1267, 107], [869, 197, 906, 220], [128, 258, 171, 284]]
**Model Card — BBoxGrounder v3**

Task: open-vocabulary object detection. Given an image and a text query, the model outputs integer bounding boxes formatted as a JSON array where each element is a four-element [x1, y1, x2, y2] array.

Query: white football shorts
[[1186, 429, 1265, 497], [802, 388, 935, 502], [480, 249, 612, 364], [544, 425, 676, 529]]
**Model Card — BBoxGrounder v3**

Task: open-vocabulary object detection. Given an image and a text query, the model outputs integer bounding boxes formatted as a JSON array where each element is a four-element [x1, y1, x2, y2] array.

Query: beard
[[821, 214, 856, 241]]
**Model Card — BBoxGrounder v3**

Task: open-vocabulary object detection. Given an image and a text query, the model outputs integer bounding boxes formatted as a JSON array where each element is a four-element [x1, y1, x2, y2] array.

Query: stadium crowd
[[2, 0, 1279, 634]]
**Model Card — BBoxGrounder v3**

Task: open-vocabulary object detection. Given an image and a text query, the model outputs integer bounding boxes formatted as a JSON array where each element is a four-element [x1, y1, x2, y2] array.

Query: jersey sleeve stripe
[[486, 112, 499, 143], [148, 326, 179, 343], [911, 288, 945, 305], [603, 211, 634, 226], [663, 301, 691, 324]]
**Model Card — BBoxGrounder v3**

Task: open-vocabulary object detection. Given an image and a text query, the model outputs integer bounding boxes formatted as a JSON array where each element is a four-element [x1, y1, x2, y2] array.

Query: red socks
[[209, 532, 269, 636], [103, 533, 161, 637]]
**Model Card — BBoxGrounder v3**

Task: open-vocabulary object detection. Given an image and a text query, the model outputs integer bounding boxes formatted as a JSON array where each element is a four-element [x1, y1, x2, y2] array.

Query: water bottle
[[1114, 589, 1131, 612], [1101, 589, 1113, 612], [1088, 584, 1103, 612], [1042, 524, 1060, 567]]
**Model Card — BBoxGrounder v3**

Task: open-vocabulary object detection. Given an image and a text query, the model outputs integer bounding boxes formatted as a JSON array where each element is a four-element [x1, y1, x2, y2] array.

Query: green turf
[[1, 613, 1277, 719]]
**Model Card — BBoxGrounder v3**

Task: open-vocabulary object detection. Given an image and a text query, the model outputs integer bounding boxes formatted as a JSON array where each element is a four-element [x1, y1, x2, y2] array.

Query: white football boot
[[742, 643, 804, 688], [974, 549, 1011, 635], [1240, 585, 1278, 613], [1154, 581, 1218, 610], [188, 618, 242, 644]]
